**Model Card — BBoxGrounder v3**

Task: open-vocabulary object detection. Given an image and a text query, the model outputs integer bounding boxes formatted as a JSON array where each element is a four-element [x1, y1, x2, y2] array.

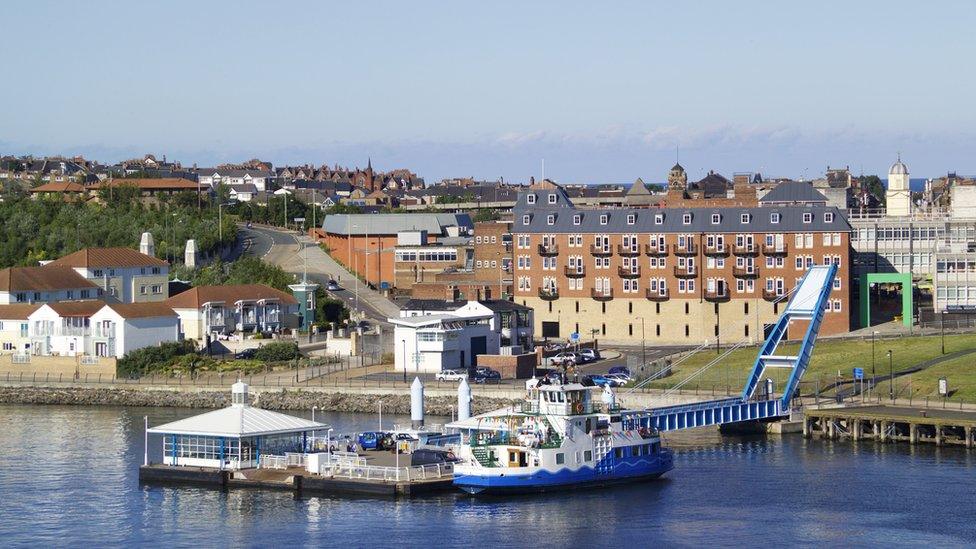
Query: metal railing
[[328, 461, 453, 482]]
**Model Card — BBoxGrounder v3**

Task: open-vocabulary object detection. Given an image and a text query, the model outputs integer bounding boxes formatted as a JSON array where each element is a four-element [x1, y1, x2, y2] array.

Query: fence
[[327, 461, 453, 482]]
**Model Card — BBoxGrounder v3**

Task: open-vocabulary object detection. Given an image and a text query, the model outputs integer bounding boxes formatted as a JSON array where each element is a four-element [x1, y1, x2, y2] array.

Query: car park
[[436, 369, 468, 382], [550, 352, 580, 367]]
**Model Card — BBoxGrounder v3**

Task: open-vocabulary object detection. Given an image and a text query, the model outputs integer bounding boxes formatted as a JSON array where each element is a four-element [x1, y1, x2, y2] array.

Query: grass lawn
[[638, 333, 976, 402]]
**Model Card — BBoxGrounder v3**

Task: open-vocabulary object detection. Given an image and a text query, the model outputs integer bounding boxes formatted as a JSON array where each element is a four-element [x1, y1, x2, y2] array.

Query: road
[[239, 224, 400, 323]]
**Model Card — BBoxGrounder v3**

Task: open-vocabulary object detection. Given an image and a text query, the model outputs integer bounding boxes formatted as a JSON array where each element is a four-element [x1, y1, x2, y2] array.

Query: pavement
[[240, 224, 400, 323]]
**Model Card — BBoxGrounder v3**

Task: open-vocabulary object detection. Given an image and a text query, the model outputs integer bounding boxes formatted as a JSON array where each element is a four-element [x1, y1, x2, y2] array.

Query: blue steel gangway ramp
[[622, 264, 838, 433]]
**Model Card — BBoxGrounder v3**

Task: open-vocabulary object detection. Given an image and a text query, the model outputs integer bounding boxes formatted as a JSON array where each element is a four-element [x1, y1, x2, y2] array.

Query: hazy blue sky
[[3, 1, 975, 183]]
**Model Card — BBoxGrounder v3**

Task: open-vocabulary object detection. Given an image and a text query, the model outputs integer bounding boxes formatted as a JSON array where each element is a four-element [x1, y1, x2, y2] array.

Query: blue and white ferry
[[448, 382, 673, 494]]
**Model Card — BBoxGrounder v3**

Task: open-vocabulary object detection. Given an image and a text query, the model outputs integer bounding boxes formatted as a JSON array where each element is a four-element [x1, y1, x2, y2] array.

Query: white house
[[0, 304, 39, 354], [165, 284, 300, 342], [47, 246, 169, 303], [229, 183, 258, 202], [400, 299, 534, 350], [198, 169, 274, 192], [0, 266, 102, 305], [390, 307, 500, 374], [27, 301, 178, 358], [88, 302, 180, 358]]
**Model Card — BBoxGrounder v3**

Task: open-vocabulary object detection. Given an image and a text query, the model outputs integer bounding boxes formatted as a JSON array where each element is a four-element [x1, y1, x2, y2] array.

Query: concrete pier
[[804, 406, 976, 448]]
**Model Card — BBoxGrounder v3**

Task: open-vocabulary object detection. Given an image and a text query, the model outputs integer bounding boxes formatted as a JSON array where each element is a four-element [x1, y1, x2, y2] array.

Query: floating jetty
[[803, 405, 976, 447], [138, 379, 460, 497]]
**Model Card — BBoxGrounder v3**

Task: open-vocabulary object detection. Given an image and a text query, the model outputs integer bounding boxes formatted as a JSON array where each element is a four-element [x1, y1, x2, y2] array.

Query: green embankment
[[642, 333, 976, 402]]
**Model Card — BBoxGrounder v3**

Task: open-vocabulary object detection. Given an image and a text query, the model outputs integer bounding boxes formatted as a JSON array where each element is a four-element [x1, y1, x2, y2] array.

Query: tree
[[860, 175, 886, 206], [474, 208, 500, 222]]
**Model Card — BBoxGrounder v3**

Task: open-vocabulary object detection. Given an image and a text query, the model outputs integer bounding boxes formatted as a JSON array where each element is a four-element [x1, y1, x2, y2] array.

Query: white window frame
[[548, 193, 557, 204], [526, 194, 536, 204], [770, 212, 780, 224], [600, 214, 608, 225], [682, 213, 692, 225], [654, 213, 664, 225], [711, 213, 720, 224], [802, 212, 813, 223]]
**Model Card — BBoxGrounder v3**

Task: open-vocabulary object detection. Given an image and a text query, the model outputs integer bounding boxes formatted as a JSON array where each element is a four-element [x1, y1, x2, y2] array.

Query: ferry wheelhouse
[[449, 382, 673, 494]]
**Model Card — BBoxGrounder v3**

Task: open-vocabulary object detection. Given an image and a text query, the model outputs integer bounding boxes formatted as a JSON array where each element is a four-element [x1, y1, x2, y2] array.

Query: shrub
[[253, 341, 300, 362], [118, 339, 197, 376]]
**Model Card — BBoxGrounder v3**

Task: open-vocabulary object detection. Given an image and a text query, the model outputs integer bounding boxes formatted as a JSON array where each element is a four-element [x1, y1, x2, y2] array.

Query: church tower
[[886, 155, 911, 216], [668, 163, 688, 192]]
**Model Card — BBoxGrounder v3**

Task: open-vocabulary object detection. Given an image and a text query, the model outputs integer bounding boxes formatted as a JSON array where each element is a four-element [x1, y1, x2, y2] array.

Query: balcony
[[618, 266, 641, 278], [672, 243, 697, 255], [763, 289, 783, 302], [591, 289, 614, 301], [539, 288, 559, 301], [674, 265, 697, 277], [564, 265, 585, 277], [704, 289, 730, 302], [616, 244, 640, 256], [645, 289, 669, 301], [538, 243, 559, 256], [704, 245, 729, 257], [762, 243, 789, 255], [590, 244, 613, 256], [644, 243, 667, 256], [733, 243, 759, 256], [733, 266, 759, 278]]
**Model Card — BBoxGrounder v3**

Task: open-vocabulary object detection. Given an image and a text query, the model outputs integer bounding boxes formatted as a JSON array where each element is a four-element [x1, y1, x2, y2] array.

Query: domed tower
[[668, 163, 688, 192], [886, 155, 911, 216]]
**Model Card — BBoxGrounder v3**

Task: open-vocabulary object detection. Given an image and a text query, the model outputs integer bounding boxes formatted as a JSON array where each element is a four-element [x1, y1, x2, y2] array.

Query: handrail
[[662, 340, 750, 397], [625, 340, 710, 393]]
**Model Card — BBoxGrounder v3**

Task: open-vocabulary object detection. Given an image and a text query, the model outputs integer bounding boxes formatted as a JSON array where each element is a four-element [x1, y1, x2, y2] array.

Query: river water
[[1, 404, 974, 547]]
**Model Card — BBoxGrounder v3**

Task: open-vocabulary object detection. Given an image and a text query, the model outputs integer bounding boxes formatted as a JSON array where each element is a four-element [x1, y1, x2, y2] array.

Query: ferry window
[[575, 451, 581, 464], [584, 450, 593, 462], [614, 448, 623, 459], [509, 451, 517, 462], [556, 453, 565, 465]]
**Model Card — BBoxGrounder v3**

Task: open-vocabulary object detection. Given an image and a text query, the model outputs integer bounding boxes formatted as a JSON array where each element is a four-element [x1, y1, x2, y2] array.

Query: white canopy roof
[[148, 406, 328, 438]]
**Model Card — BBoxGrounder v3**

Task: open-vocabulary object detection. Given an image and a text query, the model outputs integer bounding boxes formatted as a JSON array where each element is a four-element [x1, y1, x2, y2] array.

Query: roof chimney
[[139, 232, 155, 257]]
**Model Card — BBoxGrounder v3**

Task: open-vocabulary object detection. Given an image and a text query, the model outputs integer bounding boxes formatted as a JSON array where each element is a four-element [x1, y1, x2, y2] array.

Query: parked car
[[410, 448, 460, 466], [550, 352, 580, 367], [582, 374, 613, 387], [608, 365, 631, 377], [357, 431, 391, 450], [579, 348, 601, 363], [604, 373, 630, 386], [234, 348, 257, 360], [327, 279, 341, 291], [473, 367, 501, 384], [436, 369, 467, 382]]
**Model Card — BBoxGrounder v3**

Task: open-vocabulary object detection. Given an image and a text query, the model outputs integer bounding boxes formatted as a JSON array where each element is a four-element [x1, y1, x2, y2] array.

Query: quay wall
[[0, 385, 518, 415]]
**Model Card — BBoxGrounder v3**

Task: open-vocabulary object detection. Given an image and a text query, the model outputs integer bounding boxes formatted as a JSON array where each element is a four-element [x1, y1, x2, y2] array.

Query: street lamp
[[887, 349, 893, 402], [378, 400, 383, 430], [311, 405, 318, 450], [871, 330, 879, 376], [326, 428, 333, 456], [941, 310, 946, 355], [636, 316, 646, 372], [401, 339, 407, 382]]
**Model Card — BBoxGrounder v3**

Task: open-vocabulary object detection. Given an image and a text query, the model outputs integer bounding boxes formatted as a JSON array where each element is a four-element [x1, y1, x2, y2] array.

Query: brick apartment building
[[511, 185, 851, 344]]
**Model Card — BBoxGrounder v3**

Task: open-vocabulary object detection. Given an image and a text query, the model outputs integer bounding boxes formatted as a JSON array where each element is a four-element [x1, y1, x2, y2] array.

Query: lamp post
[[450, 404, 455, 423], [871, 330, 878, 376], [378, 400, 383, 430], [326, 428, 333, 456], [887, 349, 893, 402], [311, 405, 318, 449], [401, 339, 407, 383], [636, 316, 646, 371], [941, 310, 946, 354]]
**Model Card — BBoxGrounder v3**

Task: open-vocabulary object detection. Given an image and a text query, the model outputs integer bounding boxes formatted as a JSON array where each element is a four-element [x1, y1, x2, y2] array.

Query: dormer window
[[522, 214, 530, 225], [547, 214, 555, 225], [740, 213, 750, 224], [548, 193, 557, 204], [770, 213, 781, 224], [682, 213, 692, 225], [526, 194, 536, 204], [600, 214, 609, 225], [654, 213, 664, 225], [710, 213, 721, 224], [627, 214, 636, 225], [802, 212, 813, 223], [824, 212, 834, 223], [573, 214, 581, 225]]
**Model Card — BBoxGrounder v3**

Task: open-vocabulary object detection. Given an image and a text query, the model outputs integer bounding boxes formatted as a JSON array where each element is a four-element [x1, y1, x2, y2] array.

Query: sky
[[2, 1, 975, 183]]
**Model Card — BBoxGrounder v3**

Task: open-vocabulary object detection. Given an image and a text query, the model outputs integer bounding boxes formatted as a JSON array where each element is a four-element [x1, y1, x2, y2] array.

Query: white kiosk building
[[147, 381, 328, 470]]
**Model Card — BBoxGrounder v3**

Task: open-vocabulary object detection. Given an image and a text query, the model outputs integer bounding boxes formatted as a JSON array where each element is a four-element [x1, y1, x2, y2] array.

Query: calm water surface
[[1, 404, 974, 547]]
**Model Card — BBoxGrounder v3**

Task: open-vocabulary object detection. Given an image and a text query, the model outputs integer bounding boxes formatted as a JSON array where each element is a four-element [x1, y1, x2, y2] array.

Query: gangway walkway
[[624, 264, 838, 433]]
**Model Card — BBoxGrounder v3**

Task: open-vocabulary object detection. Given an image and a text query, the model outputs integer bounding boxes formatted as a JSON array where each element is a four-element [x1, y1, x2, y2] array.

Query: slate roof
[[513, 188, 849, 233], [759, 181, 829, 205], [321, 213, 473, 235]]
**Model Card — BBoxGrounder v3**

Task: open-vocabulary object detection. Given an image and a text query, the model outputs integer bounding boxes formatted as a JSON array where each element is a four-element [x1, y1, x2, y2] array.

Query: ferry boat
[[448, 382, 673, 494]]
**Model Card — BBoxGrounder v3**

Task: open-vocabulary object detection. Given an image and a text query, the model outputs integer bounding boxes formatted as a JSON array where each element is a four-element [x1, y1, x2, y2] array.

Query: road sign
[[939, 377, 948, 396], [853, 367, 864, 380], [569, 332, 580, 343], [294, 217, 305, 223]]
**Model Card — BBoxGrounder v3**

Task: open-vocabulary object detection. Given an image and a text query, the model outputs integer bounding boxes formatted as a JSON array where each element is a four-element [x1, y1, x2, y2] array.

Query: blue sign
[[853, 367, 864, 380], [569, 332, 580, 342]]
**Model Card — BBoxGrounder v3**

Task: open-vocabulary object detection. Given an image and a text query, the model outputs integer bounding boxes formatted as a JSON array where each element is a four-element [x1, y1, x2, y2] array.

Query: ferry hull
[[454, 452, 673, 495]]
